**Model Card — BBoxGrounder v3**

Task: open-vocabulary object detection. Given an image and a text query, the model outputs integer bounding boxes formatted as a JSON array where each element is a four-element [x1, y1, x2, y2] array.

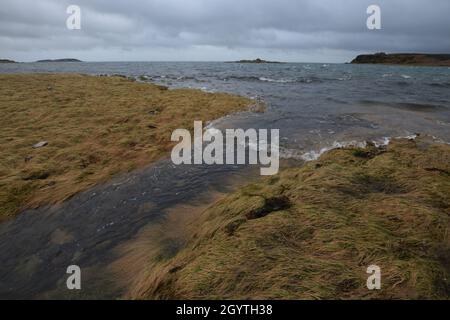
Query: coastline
[[0, 68, 449, 299], [0, 73, 254, 221]]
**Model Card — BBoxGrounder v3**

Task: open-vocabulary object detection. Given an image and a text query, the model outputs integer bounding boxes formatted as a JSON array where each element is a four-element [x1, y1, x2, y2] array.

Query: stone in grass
[[148, 109, 160, 116], [33, 141, 48, 149]]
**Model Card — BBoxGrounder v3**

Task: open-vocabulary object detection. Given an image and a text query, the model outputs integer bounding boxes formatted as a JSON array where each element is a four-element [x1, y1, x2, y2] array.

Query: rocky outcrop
[[228, 58, 283, 64]]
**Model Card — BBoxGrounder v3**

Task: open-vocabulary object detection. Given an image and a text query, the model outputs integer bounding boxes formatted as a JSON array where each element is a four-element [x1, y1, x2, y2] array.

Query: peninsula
[[351, 52, 450, 67]]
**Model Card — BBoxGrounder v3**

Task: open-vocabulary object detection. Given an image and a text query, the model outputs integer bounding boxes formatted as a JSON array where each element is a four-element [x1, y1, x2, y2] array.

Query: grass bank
[[128, 137, 450, 299], [0, 74, 253, 221]]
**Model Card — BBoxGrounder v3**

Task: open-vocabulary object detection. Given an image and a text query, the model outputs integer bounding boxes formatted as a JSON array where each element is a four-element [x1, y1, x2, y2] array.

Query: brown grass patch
[[130, 137, 450, 300], [0, 73, 253, 221]]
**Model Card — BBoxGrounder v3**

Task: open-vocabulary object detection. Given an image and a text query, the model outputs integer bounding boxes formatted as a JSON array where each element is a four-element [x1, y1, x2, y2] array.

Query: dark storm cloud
[[0, 0, 449, 62]]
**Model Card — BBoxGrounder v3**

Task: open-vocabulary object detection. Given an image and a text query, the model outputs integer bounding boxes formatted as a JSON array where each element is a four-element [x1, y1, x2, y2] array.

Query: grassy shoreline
[[0, 73, 254, 221], [127, 137, 450, 299]]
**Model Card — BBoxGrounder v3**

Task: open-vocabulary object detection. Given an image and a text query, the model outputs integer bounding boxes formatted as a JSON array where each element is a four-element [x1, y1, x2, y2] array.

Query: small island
[[0, 59, 16, 63], [351, 52, 450, 67], [36, 58, 82, 63], [227, 58, 284, 64]]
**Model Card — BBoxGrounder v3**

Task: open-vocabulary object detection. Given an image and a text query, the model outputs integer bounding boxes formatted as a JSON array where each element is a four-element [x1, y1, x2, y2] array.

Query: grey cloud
[[0, 0, 449, 62]]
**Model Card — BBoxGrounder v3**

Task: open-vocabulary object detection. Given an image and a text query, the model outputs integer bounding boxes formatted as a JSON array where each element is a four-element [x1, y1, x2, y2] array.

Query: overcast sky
[[1, 0, 449, 62]]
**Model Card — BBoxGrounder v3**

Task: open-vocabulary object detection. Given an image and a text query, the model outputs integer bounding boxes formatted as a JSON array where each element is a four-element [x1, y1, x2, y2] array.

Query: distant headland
[[351, 52, 450, 67], [36, 58, 82, 63], [0, 59, 16, 63], [227, 58, 284, 64]]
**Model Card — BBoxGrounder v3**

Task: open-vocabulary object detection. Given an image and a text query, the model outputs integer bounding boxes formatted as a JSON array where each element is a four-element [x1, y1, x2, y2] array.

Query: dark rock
[[224, 219, 247, 236], [155, 85, 168, 91], [24, 155, 33, 162], [246, 196, 291, 220], [148, 110, 160, 116], [23, 170, 50, 181], [169, 265, 185, 274]]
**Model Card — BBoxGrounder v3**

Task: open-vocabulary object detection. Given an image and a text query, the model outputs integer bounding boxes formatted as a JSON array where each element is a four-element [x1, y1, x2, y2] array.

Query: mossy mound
[[131, 137, 450, 299]]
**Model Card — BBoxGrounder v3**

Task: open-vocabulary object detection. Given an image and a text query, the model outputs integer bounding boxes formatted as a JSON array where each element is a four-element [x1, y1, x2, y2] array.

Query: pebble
[[32, 141, 48, 149]]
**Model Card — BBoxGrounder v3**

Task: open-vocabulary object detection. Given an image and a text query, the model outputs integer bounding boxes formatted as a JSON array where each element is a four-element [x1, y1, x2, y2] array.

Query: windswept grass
[[128, 137, 450, 299], [0, 74, 253, 221]]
